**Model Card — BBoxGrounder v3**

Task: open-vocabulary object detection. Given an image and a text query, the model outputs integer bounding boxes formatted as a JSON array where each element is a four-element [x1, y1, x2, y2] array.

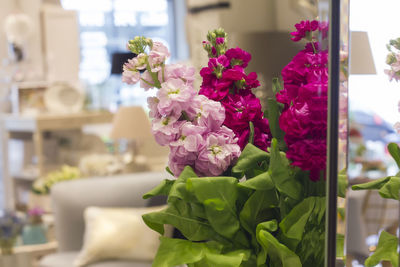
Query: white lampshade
[[110, 106, 151, 140], [350, 31, 376, 75]]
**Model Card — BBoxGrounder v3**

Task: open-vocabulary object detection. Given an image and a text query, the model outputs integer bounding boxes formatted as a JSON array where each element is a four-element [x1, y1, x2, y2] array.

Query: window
[[61, 0, 187, 109]]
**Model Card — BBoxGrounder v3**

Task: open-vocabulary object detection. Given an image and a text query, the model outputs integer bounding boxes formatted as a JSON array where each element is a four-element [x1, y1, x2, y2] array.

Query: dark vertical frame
[[326, 0, 341, 266]]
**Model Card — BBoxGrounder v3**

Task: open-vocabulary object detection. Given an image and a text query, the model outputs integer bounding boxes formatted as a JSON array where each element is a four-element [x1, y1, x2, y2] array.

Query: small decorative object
[[0, 211, 24, 255], [44, 82, 84, 114], [79, 154, 124, 176], [121, 21, 336, 267], [22, 207, 47, 245], [32, 165, 81, 195]]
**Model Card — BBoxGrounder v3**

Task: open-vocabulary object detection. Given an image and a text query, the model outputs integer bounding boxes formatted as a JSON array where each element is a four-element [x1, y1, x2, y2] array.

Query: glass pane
[[346, 0, 400, 266]]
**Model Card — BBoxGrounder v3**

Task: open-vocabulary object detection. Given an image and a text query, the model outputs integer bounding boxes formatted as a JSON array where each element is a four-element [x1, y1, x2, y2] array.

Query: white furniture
[[0, 111, 113, 209]]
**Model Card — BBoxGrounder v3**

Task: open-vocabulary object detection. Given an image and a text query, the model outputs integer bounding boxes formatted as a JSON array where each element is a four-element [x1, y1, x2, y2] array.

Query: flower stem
[[311, 41, 317, 54], [140, 78, 156, 87]]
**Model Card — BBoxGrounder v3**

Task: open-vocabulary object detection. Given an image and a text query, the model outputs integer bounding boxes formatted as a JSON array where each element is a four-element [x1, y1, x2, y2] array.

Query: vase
[[22, 224, 47, 245]]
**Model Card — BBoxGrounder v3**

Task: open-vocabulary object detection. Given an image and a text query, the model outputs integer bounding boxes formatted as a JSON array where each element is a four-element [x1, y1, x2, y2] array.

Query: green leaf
[[238, 172, 275, 191], [152, 237, 205, 267], [257, 228, 302, 267], [249, 121, 255, 144], [232, 144, 270, 177], [188, 177, 240, 239], [143, 179, 175, 199], [351, 176, 391, 191], [240, 189, 279, 235], [336, 234, 345, 259], [168, 166, 198, 202], [255, 220, 278, 265], [338, 169, 348, 198], [142, 200, 217, 241], [364, 231, 399, 267], [388, 142, 400, 168], [266, 98, 286, 151], [269, 139, 302, 200], [279, 197, 317, 249], [203, 249, 250, 267], [379, 176, 400, 200]]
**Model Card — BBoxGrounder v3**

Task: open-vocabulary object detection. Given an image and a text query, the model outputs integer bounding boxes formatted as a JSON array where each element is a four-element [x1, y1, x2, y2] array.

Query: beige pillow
[[74, 206, 169, 267]]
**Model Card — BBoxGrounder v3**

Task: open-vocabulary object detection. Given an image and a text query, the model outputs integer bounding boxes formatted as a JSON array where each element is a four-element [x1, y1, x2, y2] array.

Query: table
[[0, 111, 114, 209], [0, 242, 57, 267]]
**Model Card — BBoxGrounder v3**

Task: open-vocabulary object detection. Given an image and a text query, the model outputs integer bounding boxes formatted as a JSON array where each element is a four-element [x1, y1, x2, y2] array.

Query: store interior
[[0, 0, 398, 267]]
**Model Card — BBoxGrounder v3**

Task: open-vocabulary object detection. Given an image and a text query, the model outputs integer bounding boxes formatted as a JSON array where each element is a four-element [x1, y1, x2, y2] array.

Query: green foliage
[[143, 140, 330, 267], [364, 231, 399, 267]]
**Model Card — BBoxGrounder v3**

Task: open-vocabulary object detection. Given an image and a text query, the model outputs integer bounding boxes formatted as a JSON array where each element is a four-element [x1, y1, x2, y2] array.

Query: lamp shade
[[350, 31, 376, 75], [110, 106, 151, 140]]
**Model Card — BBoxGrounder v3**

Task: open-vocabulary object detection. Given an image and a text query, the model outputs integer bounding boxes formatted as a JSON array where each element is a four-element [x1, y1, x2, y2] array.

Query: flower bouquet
[[122, 21, 340, 267], [0, 211, 24, 255]]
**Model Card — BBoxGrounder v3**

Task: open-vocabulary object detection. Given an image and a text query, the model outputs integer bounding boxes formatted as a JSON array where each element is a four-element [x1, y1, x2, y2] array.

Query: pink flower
[[188, 95, 226, 131], [215, 37, 225, 45], [160, 63, 195, 85], [149, 42, 170, 72], [140, 70, 155, 90], [151, 116, 182, 146], [147, 96, 160, 118], [195, 127, 240, 176], [122, 59, 140, 85], [157, 78, 195, 116]]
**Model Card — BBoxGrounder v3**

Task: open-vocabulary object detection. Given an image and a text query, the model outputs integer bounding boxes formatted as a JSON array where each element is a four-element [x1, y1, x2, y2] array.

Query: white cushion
[[74, 206, 167, 267]]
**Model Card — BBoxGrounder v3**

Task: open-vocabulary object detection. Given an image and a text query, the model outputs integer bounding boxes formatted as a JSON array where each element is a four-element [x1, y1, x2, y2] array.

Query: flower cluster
[[385, 38, 400, 82], [122, 37, 240, 177], [277, 21, 329, 181], [199, 29, 271, 151]]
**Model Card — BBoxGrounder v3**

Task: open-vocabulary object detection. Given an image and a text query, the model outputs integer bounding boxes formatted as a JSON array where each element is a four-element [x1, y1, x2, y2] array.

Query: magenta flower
[[215, 37, 225, 45], [225, 47, 251, 68], [290, 20, 319, 42]]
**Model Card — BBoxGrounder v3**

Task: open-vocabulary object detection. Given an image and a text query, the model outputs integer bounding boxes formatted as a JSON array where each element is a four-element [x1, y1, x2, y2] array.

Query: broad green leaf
[[152, 237, 205, 267], [269, 139, 302, 200], [143, 179, 175, 199], [142, 200, 216, 241], [255, 220, 278, 265], [238, 172, 275, 191], [338, 169, 348, 198], [388, 142, 400, 168], [352, 176, 391, 191], [379, 176, 400, 200], [257, 229, 302, 267], [232, 144, 270, 176], [168, 166, 198, 202], [266, 98, 286, 151], [188, 177, 240, 239], [365, 231, 399, 267], [203, 249, 249, 267], [279, 197, 317, 249], [240, 189, 279, 237]]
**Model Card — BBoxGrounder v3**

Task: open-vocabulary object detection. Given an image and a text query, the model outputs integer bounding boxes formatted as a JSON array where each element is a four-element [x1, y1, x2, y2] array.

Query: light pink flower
[[157, 78, 196, 116], [122, 59, 140, 84], [151, 116, 182, 146], [140, 70, 155, 90], [149, 42, 170, 72], [147, 97, 160, 118], [195, 128, 240, 176], [159, 63, 195, 85], [135, 53, 148, 70], [394, 122, 400, 134], [188, 95, 225, 131]]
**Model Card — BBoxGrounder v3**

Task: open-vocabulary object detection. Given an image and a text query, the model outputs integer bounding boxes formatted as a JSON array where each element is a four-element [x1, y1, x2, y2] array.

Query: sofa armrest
[[51, 171, 168, 252]]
